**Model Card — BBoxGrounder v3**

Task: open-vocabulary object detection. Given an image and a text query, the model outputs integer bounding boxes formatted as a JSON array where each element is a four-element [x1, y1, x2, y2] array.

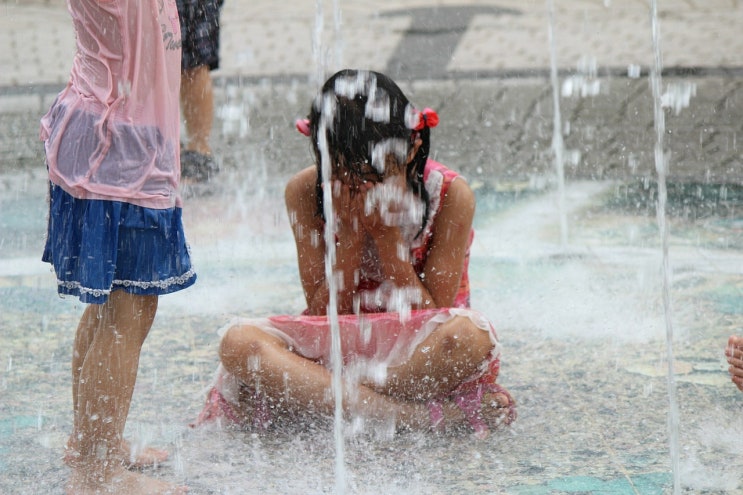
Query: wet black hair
[[307, 69, 432, 236]]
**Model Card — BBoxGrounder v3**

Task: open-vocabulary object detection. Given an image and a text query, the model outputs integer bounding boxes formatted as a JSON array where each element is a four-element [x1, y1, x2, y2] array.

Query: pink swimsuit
[[347, 159, 473, 310]]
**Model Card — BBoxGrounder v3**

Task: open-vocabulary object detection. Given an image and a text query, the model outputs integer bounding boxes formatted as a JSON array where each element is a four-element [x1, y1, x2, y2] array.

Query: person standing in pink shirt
[[40, 0, 195, 492]]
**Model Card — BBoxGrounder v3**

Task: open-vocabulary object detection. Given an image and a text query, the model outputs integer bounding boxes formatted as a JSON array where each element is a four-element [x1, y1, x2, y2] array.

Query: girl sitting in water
[[195, 69, 516, 438]]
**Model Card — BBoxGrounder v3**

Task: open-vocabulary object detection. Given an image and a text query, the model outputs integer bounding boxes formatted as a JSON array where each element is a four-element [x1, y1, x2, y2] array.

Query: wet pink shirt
[[40, 0, 183, 209]]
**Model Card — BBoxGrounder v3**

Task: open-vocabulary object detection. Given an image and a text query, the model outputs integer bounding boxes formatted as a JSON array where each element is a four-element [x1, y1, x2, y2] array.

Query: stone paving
[[3, 1, 743, 184], [1, 1, 743, 494], [4, 0, 743, 86]]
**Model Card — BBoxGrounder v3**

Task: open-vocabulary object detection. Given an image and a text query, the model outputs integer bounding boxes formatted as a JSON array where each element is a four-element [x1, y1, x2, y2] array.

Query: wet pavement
[[1, 1, 743, 494]]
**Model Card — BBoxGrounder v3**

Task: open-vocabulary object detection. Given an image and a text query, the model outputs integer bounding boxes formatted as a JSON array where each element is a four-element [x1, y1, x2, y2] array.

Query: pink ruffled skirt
[[193, 308, 501, 427]]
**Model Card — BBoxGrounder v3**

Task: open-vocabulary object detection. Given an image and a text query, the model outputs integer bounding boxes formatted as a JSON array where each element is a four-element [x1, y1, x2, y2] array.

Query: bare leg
[[373, 316, 495, 401], [71, 305, 98, 420], [219, 319, 512, 432], [219, 324, 430, 430], [181, 65, 214, 155], [370, 316, 514, 433], [67, 307, 168, 468], [66, 291, 187, 494], [726, 335, 743, 392]]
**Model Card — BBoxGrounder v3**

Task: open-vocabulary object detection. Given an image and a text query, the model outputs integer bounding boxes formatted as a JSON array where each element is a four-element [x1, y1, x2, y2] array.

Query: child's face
[[332, 155, 405, 192], [329, 136, 420, 193]]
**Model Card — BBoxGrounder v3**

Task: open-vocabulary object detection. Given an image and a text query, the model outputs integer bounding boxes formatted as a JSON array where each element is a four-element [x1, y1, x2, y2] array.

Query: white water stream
[[650, 1, 681, 493]]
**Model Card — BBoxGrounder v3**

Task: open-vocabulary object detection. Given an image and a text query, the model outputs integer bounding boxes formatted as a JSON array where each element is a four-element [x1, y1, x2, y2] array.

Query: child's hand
[[361, 177, 423, 235], [328, 179, 368, 239]]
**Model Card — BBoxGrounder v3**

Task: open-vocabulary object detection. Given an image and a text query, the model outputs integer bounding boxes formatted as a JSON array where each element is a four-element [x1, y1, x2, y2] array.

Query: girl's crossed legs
[[219, 315, 513, 433]]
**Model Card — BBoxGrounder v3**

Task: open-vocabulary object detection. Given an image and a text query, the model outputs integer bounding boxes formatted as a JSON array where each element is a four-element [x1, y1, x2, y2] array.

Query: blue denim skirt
[[42, 183, 197, 304]]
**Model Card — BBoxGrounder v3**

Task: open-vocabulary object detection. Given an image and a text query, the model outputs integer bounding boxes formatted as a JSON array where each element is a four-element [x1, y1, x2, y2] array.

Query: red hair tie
[[295, 118, 311, 136], [414, 107, 439, 131]]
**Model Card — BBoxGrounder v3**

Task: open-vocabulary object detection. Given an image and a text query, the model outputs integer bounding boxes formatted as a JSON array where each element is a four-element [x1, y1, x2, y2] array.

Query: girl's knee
[[220, 325, 251, 358], [219, 325, 272, 370], [439, 317, 494, 352]]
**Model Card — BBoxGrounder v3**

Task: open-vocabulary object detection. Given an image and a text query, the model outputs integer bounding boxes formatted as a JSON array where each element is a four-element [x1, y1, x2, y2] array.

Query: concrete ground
[[1, 1, 742, 494]]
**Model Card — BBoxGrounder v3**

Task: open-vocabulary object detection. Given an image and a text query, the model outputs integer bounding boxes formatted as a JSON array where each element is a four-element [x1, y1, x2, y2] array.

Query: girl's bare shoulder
[[444, 176, 475, 211], [285, 166, 317, 201]]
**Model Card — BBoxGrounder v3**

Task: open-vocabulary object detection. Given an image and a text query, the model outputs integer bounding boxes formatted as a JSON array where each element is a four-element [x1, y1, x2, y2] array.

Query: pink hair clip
[[414, 107, 439, 131], [295, 118, 311, 136]]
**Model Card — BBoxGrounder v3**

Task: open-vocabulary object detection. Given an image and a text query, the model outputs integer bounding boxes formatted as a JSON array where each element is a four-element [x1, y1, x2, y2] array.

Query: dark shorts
[[42, 183, 197, 304], [177, 0, 224, 71]]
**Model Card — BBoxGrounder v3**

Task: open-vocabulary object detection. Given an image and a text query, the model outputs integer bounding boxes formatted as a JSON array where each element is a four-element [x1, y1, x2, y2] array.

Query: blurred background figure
[[178, 0, 224, 182]]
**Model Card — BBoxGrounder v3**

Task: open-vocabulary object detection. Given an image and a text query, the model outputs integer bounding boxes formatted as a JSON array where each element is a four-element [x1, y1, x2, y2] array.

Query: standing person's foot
[[181, 150, 219, 182], [65, 438, 169, 469], [66, 467, 188, 495], [119, 439, 169, 469]]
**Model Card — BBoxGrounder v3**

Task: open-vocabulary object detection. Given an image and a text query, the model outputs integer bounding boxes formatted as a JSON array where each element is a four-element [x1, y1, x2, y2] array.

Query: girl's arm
[[285, 167, 365, 315], [365, 178, 475, 309], [419, 178, 475, 307]]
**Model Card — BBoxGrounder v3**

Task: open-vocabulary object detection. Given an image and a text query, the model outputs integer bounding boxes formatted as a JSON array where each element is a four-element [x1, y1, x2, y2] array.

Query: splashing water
[[313, 69, 426, 494], [650, 1, 681, 493], [547, 0, 568, 248], [313, 0, 326, 87], [561, 56, 601, 98], [314, 3, 348, 492], [332, 0, 343, 69], [313, 0, 345, 87], [316, 90, 347, 494], [661, 81, 697, 116]]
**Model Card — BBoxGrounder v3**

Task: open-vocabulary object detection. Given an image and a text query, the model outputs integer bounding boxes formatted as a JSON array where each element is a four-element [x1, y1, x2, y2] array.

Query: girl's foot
[[191, 385, 272, 430], [66, 467, 188, 495], [429, 383, 517, 439], [65, 438, 169, 469]]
